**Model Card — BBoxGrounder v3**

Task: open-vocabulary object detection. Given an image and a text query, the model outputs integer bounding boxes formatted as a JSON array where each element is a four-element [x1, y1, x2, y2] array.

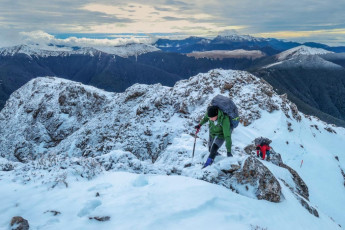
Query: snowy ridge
[[214, 34, 272, 42], [277, 45, 333, 61], [1, 70, 345, 229], [0, 43, 160, 58], [263, 45, 342, 69], [265, 55, 343, 69]]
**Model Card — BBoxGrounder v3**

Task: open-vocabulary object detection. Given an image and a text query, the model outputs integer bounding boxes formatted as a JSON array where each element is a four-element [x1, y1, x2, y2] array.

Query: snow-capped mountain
[[0, 43, 160, 58], [1, 69, 345, 229], [277, 45, 334, 61], [213, 34, 272, 43], [263, 45, 342, 69]]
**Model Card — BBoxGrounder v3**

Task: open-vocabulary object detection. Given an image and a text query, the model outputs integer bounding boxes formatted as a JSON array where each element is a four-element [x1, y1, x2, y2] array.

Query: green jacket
[[200, 109, 232, 153]]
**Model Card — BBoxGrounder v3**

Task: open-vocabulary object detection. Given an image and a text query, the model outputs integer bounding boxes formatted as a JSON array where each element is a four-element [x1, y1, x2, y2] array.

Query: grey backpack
[[211, 95, 240, 129], [254, 137, 272, 146]]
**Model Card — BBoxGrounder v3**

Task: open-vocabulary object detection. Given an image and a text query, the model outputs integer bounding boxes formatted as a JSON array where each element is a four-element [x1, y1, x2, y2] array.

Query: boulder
[[234, 156, 282, 202]]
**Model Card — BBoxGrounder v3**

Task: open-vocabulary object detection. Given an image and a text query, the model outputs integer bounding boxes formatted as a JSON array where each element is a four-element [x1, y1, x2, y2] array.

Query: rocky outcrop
[[280, 163, 309, 200], [234, 156, 282, 202], [10, 216, 29, 230], [0, 69, 302, 163]]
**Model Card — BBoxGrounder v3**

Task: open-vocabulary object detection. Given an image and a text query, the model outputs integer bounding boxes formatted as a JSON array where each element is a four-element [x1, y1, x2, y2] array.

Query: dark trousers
[[208, 135, 225, 160]]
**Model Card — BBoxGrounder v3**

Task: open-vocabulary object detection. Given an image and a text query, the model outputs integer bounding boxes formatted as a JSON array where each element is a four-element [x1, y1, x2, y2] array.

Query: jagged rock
[[267, 149, 283, 166], [324, 126, 337, 134], [280, 179, 318, 217], [280, 163, 309, 200], [244, 144, 256, 155], [0, 70, 292, 163], [280, 94, 301, 121], [300, 199, 319, 217], [10, 216, 29, 230], [234, 156, 282, 202]]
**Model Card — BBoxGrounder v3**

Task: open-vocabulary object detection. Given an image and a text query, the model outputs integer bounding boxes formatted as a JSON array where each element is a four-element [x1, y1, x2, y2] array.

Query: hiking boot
[[202, 158, 213, 168]]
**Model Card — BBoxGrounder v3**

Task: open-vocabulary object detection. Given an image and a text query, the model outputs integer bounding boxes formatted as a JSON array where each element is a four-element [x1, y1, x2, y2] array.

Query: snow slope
[[1, 69, 345, 229], [277, 45, 333, 61], [0, 171, 341, 230]]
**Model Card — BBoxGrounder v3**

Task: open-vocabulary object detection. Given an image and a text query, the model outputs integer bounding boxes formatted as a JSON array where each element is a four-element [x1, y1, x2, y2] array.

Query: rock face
[[10, 216, 29, 230], [234, 156, 282, 202]]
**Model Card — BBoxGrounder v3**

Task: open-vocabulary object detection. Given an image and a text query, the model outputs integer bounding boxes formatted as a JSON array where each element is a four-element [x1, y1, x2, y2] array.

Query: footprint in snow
[[132, 175, 149, 187], [77, 200, 102, 217]]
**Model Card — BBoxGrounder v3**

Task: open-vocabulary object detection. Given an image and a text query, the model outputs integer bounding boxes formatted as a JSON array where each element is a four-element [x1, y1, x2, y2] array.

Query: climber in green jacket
[[195, 105, 232, 168]]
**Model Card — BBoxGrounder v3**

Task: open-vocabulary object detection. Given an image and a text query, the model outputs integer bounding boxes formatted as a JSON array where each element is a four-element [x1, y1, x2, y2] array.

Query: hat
[[207, 106, 218, 118]]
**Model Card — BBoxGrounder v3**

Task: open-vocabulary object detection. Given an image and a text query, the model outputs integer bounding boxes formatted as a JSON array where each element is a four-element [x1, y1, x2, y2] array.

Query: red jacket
[[257, 145, 271, 160]]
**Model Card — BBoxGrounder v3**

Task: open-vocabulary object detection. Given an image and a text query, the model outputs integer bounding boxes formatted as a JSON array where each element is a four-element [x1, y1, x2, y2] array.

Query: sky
[[0, 0, 345, 46]]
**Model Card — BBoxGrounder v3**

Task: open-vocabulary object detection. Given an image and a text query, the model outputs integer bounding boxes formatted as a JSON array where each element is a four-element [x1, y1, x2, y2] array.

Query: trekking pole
[[192, 128, 200, 158]]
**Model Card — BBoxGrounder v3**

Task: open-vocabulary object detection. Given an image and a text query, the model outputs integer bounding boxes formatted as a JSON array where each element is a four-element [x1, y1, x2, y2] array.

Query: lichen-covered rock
[[234, 156, 282, 202]]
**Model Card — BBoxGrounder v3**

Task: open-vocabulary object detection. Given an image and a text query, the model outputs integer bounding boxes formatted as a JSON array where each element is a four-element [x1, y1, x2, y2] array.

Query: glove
[[256, 146, 260, 150], [194, 124, 201, 130], [227, 152, 233, 157]]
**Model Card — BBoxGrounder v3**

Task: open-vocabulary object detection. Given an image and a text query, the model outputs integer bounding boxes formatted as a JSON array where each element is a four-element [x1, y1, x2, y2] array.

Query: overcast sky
[[1, 0, 345, 45]]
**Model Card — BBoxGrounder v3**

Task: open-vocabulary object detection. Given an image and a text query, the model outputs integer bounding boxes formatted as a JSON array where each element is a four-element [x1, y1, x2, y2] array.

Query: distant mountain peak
[[277, 45, 333, 61], [214, 34, 271, 42]]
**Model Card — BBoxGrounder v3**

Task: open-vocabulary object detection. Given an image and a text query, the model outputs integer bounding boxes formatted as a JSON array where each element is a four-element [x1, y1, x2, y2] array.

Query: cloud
[[0, 0, 344, 45], [0, 30, 159, 48]]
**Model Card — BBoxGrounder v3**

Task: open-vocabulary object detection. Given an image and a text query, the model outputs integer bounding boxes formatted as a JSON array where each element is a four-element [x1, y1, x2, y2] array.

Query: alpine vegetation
[[0, 69, 344, 229]]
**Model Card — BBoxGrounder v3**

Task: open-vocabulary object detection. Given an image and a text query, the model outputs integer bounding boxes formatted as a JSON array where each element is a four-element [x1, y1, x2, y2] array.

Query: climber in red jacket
[[256, 144, 271, 160]]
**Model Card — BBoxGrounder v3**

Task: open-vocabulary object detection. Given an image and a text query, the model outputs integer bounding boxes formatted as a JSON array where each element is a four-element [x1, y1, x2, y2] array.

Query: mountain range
[[1, 35, 345, 127]]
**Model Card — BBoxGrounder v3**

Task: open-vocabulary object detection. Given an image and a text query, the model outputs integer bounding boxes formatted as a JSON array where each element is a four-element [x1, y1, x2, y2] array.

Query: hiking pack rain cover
[[211, 95, 239, 128]]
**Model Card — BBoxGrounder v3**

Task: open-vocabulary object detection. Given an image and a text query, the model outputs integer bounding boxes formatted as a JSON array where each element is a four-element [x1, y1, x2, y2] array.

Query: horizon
[[1, 1, 345, 46], [0, 31, 344, 49]]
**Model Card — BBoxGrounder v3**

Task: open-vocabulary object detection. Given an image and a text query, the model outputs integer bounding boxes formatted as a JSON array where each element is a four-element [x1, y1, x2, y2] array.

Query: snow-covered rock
[[233, 156, 282, 202], [1, 69, 345, 228]]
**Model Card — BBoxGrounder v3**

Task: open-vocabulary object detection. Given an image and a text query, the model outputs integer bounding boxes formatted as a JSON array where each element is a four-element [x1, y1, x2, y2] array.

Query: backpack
[[211, 95, 240, 129], [254, 137, 272, 146]]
